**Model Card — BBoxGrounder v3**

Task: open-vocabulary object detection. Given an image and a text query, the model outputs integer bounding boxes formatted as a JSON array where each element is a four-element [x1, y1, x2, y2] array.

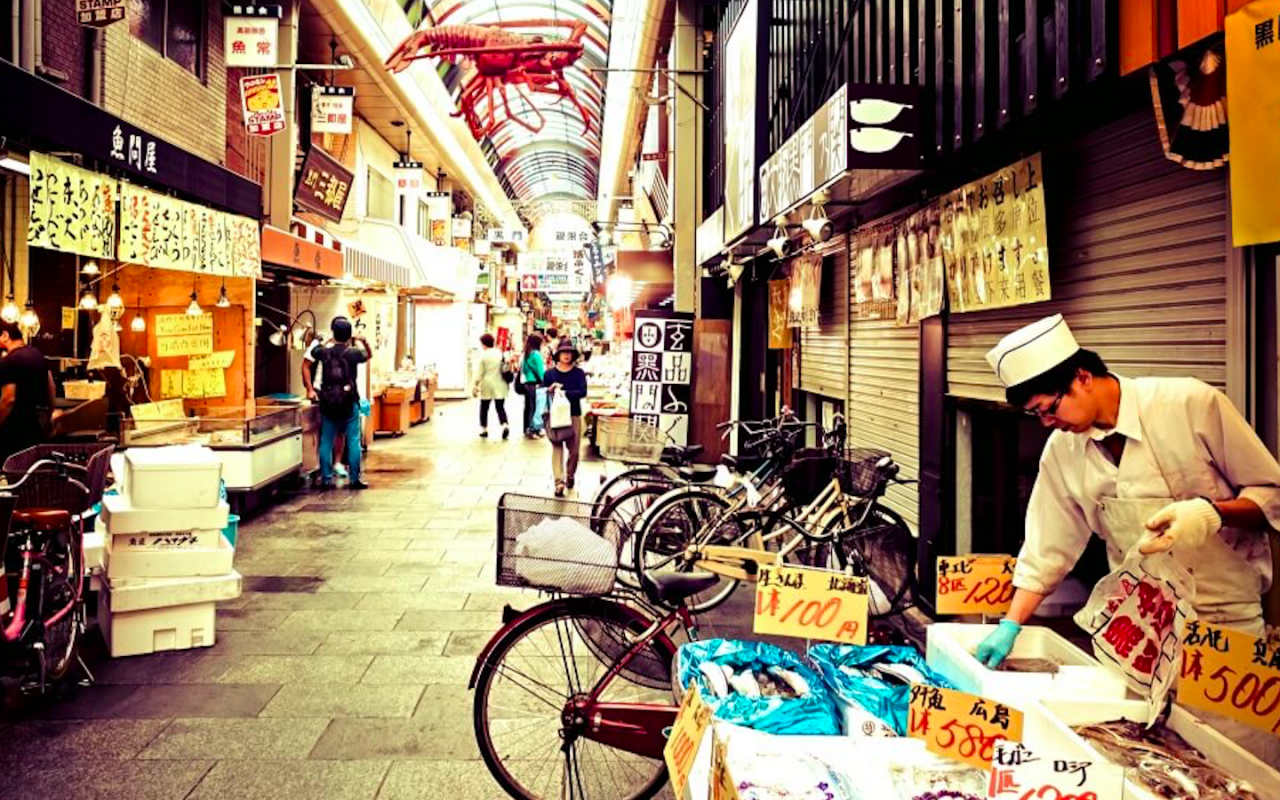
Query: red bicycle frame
[[2, 525, 82, 644]]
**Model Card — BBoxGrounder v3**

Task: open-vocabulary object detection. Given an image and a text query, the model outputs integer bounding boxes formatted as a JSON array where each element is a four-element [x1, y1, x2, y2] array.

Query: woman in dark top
[[542, 341, 588, 497]]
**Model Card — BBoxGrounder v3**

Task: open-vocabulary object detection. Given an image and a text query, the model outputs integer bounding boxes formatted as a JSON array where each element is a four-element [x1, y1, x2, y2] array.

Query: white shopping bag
[[548, 391, 572, 430], [515, 517, 617, 594]]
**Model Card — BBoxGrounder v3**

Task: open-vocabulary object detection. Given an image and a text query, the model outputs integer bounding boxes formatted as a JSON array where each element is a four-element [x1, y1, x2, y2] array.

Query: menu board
[[27, 152, 118, 259], [118, 183, 260, 277]]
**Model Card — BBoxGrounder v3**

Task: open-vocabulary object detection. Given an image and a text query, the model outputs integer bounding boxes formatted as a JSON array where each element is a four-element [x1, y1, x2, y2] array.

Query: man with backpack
[[313, 317, 371, 490]]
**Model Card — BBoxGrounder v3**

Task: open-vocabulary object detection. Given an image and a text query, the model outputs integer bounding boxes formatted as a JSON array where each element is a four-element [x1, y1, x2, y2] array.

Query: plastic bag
[[87, 312, 121, 370], [514, 517, 617, 594], [807, 644, 956, 736], [677, 639, 840, 736], [548, 391, 572, 430], [1074, 550, 1196, 722]]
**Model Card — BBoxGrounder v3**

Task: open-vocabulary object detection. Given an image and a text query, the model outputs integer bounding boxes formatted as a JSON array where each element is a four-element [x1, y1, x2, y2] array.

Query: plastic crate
[[495, 493, 623, 595]]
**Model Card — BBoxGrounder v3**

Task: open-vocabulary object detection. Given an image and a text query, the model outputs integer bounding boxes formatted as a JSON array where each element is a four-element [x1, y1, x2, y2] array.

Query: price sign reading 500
[[1178, 620, 1280, 735], [753, 564, 869, 645]]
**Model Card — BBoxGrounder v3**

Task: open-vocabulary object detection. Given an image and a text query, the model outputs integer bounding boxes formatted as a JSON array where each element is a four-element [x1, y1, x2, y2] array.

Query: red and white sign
[[241, 74, 285, 137], [225, 12, 280, 68], [520, 275, 539, 291], [394, 162, 424, 193], [77, 0, 125, 28]]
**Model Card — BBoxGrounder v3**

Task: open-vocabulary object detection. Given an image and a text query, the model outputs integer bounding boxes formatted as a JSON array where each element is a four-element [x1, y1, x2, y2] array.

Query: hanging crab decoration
[[385, 20, 597, 141]]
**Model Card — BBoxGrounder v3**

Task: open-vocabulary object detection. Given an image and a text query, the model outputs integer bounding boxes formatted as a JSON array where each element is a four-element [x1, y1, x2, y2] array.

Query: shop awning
[[261, 225, 343, 279]]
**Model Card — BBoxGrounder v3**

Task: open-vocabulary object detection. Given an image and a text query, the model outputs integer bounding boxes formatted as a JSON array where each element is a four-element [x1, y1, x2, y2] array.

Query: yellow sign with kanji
[[664, 684, 711, 799], [188, 350, 235, 370], [1227, 1, 1280, 245], [935, 555, 1017, 615], [907, 684, 1024, 770], [753, 564, 869, 645], [1177, 620, 1280, 737]]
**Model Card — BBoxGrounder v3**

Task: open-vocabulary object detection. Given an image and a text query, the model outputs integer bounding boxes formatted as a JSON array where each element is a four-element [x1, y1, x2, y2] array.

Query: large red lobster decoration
[[385, 20, 597, 141]]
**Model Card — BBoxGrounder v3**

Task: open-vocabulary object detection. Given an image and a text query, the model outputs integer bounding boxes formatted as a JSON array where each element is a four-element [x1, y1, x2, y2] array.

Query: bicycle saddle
[[649, 572, 720, 604], [661, 444, 705, 464], [13, 509, 71, 531], [676, 464, 718, 483]]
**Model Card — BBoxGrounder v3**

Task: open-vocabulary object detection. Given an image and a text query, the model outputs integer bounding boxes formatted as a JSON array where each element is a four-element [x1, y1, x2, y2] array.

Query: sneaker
[[315, 480, 336, 491], [502, 425, 510, 440], [348, 479, 370, 490], [335, 463, 349, 479], [479, 429, 489, 438]]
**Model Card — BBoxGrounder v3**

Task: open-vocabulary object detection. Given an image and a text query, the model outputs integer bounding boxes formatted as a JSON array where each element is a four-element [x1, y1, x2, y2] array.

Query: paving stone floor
[[0, 399, 756, 799]]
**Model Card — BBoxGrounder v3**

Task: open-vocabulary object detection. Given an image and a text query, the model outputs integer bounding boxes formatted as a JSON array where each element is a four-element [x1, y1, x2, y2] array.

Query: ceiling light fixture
[[106, 282, 124, 310], [78, 288, 98, 311], [130, 293, 145, 332], [18, 300, 39, 337], [0, 295, 18, 323], [81, 260, 100, 276], [186, 291, 202, 316], [767, 216, 794, 259], [802, 196, 834, 242], [216, 279, 231, 308]]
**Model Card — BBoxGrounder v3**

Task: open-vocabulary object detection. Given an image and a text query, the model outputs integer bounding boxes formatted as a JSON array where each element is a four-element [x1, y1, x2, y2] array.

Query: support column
[[672, 0, 701, 315], [266, 0, 298, 230]]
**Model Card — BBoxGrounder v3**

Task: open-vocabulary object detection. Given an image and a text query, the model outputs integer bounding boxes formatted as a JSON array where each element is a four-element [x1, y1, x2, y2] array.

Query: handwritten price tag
[[753, 564, 868, 645], [908, 684, 1023, 770], [710, 730, 741, 800], [937, 555, 1017, 615], [155, 313, 213, 337], [664, 684, 711, 799], [1177, 620, 1280, 736], [988, 740, 1125, 800]]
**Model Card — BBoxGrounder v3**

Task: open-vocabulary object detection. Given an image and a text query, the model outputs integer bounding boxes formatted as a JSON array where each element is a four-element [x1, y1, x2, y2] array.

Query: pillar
[[672, 0, 701, 315], [265, 0, 298, 231]]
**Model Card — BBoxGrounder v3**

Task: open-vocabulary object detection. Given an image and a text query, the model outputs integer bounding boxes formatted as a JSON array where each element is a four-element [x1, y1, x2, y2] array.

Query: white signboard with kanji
[[517, 251, 590, 292], [225, 12, 279, 68], [630, 311, 694, 446], [311, 86, 354, 135]]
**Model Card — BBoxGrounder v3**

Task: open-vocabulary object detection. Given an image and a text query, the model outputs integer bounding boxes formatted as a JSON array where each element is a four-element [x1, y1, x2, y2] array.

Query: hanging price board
[[908, 684, 1024, 770], [987, 740, 1125, 799], [936, 555, 1017, 615], [1177, 620, 1280, 736], [753, 564, 869, 645], [664, 684, 711, 799]]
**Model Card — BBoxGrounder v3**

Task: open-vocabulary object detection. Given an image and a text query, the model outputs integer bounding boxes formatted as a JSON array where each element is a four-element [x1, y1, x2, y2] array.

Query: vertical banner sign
[[988, 740, 1125, 799], [936, 556, 1017, 615], [424, 192, 452, 247], [663, 685, 711, 799], [754, 563, 869, 644], [787, 254, 821, 328], [224, 5, 281, 68], [77, 0, 125, 27], [241, 74, 285, 137], [394, 160, 424, 194], [311, 85, 355, 135], [1226, 2, 1280, 246], [722, 0, 759, 241], [27, 152, 117, 259], [1178, 620, 1280, 736], [907, 684, 1024, 770], [630, 311, 694, 446], [767, 280, 792, 349], [944, 154, 1050, 314]]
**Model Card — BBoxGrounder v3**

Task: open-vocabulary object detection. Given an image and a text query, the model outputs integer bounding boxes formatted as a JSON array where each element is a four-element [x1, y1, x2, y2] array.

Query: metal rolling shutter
[[798, 237, 850, 399], [947, 111, 1230, 401]]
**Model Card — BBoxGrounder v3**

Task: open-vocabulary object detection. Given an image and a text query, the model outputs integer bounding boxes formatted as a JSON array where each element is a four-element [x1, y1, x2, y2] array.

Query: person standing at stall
[[474, 333, 510, 439], [520, 334, 545, 438], [314, 317, 370, 490], [302, 330, 347, 482], [976, 314, 1280, 764], [0, 320, 54, 464], [542, 342, 588, 497]]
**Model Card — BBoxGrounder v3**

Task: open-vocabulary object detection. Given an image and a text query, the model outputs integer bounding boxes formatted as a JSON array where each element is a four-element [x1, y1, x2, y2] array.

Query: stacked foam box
[[98, 446, 242, 657]]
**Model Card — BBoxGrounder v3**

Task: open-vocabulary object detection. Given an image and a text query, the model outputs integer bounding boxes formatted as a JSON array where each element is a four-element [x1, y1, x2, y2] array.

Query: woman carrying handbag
[[519, 334, 546, 438], [541, 341, 588, 497]]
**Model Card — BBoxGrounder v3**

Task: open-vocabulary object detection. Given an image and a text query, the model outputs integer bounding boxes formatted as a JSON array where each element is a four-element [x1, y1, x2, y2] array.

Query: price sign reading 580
[[753, 564, 868, 645], [937, 555, 1016, 615]]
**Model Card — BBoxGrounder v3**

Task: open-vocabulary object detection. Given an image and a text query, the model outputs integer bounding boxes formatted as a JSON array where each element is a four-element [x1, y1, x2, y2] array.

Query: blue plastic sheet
[[807, 644, 956, 735], [676, 639, 841, 736]]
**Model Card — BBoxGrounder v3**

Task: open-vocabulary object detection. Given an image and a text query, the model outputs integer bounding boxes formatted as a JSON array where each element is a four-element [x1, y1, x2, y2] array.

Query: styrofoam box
[[98, 595, 216, 658], [105, 532, 234, 579], [83, 530, 105, 574], [101, 494, 230, 535], [104, 570, 241, 612], [926, 622, 1130, 706], [124, 446, 222, 509], [111, 529, 224, 552], [1031, 699, 1280, 800]]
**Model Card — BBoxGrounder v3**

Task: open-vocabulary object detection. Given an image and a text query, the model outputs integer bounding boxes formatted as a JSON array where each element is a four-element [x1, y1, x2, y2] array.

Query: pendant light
[[215, 278, 231, 308], [185, 277, 201, 316], [79, 288, 98, 311], [0, 295, 17, 323], [130, 294, 145, 332], [81, 260, 100, 276], [106, 282, 124, 310], [18, 300, 39, 335]]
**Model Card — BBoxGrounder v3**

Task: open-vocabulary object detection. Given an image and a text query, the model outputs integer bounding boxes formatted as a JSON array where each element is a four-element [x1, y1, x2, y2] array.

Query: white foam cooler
[[101, 494, 230, 535], [105, 532, 234, 579], [98, 571, 241, 658], [123, 445, 222, 509], [926, 622, 1130, 705]]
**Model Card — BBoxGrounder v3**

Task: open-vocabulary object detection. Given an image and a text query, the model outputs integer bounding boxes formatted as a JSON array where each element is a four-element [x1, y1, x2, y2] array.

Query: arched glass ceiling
[[426, 0, 612, 211]]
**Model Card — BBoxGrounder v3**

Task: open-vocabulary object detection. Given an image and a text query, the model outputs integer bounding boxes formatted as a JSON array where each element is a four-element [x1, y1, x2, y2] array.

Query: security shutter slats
[[798, 237, 850, 398], [946, 110, 1228, 403]]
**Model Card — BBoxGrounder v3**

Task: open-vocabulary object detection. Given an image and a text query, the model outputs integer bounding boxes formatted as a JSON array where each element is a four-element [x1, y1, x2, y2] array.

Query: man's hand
[[306, 389, 318, 402], [1140, 498, 1222, 554]]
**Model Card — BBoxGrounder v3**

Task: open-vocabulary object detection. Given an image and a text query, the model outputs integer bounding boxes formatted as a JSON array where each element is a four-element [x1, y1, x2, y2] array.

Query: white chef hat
[[985, 314, 1080, 388]]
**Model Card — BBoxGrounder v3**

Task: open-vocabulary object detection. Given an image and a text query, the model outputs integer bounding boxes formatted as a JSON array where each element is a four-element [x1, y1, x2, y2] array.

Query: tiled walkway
[[0, 399, 712, 799]]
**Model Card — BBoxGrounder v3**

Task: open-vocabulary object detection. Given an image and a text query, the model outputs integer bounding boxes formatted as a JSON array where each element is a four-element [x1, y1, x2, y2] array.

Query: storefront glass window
[[128, 0, 205, 77], [367, 168, 394, 221]]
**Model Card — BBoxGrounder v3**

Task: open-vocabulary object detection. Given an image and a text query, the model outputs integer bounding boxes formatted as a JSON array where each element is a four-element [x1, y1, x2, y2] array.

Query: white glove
[[1139, 498, 1222, 554]]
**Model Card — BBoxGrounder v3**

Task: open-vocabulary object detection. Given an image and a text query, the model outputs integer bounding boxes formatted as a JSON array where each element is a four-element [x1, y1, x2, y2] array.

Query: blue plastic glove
[[975, 619, 1021, 668]]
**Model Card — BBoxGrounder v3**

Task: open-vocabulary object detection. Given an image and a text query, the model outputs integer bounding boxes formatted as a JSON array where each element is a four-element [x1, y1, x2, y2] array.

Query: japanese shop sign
[[944, 153, 1050, 314], [1178, 620, 1280, 736], [767, 279, 791, 349], [452, 216, 473, 241], [394, 160, 424, 193], [424, 192, 452, 247], [294, 146, 353, 223], [908, 684, 1024, 770], [118, 184, 261, 277], [936, 555, 1017, 616], [846, 83, 922, 170], [27, 152, 117, 259], [486, 227, 528, 246], [224, 5, 281, 68], [630, 311, 694, 446], [787, 253, 821, 328], [664, 684, 711, 799], [154, 313, 214, 358], [517, 251, 590, 292], [754, 563, 869, 644], [1226, 2, 1280, 245], [311, 85, 354, 135], [988, 740, 1124, 800], [240, 73, 285, 137], [758, 84, 848, 224], [723, 0, 760, 240], [77, 0, 125, 28]]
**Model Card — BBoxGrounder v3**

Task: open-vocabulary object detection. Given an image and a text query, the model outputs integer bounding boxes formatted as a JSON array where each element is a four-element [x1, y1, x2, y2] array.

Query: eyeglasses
[[1024, 391, 1066, 419]]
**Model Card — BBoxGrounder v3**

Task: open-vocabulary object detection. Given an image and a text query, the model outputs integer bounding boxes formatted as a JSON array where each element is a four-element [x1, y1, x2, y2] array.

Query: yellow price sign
[[936, 555, 1017, 615], [1177, 620, 1280, 736], [61, 307, 77, 329], [664, 684, 711, 799], [753, 564, 868, 645], [907, 684, 1023, 770], [160, 370, 186, 399], [710, 732, 740, 800], [155, 313, 213, 337], [188, 350, 235, 370]]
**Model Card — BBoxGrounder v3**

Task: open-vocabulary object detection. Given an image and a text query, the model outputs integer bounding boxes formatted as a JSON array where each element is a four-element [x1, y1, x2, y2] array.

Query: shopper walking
[[542, 341, 588, 497], [474, 333, 510, 439], [314, 317, 370, 490], [519, 333, 545, 438], [0, 320, 54, 464]]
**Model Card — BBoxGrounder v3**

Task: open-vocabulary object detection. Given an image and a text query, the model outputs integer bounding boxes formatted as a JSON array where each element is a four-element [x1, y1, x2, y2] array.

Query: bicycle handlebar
[[2, 457, 90, 495]]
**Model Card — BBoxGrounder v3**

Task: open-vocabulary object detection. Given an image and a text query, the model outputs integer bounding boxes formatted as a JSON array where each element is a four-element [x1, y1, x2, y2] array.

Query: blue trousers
[[320, 410, 362, 482]]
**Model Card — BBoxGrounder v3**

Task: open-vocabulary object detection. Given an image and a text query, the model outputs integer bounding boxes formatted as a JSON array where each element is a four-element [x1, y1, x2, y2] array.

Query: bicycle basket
[[496, 493, 624, 596], [597, 416, 664, 464], [838, 447, 892, 497], [781, 449, 838, 506], [839, 511, 916, 616], [2, 443, 114, 515]]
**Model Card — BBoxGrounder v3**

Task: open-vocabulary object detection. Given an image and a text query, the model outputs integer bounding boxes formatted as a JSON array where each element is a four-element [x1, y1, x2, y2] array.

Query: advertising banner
[[1226, 2, 1280, 245], [294, 146, 353, 223], [77, 0, 125, 27], [27, 152, 117, 259], [629, 311, 695, 446], [118, 184, 261, 277], [241, 74, 285, 137], [723, 0, 759, 240]]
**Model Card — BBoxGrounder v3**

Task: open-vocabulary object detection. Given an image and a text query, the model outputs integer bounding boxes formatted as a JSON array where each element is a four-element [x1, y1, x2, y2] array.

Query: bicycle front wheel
[[634, 488, 738, 613], [473, 598, 676, 800], [591, 466, 673, 520]]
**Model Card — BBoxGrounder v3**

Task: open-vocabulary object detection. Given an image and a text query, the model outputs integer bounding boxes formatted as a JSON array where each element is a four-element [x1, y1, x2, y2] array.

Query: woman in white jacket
[[474, 333, 510, 439]]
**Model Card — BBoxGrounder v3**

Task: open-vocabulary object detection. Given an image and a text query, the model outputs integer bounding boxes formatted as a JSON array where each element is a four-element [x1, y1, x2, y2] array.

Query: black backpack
[[318, 344, 357, 420]]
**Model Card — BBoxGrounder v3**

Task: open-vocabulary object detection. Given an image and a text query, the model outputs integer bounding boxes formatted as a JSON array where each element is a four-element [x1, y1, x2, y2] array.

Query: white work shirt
[[1015, 375, 1280, 595]]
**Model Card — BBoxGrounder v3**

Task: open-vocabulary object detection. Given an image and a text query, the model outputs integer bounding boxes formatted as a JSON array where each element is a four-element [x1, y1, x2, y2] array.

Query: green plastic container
[[222, 514, 240, 547]]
